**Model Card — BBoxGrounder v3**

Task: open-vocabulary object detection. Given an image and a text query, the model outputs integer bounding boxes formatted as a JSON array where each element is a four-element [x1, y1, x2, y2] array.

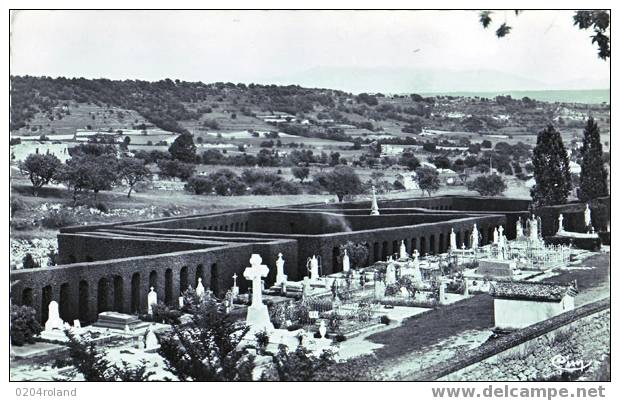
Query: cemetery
[[9, 193, 610, 380]]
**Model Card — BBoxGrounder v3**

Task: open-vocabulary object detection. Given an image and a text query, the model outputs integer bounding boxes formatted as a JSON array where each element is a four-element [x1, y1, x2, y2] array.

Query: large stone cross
[[244, 254, 269, 307]]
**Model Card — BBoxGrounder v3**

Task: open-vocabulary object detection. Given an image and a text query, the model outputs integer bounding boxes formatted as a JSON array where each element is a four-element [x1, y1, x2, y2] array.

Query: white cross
[[243, 254, 269, 307], [232, 273, 237, 287]]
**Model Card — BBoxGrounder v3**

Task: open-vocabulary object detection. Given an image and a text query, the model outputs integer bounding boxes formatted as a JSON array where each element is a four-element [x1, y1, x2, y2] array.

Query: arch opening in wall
[[456, 232, 462, 248], [165, 269, 173, 305], [69, 255, 76, 263], [113, 276, 123, 312], [59, 283, 71, 322], [392, 240, 398, 257], [41, 285, 53, 323], [131, 273, 141, 314], [180, 266, 189, 294], [78, 280, 89, 323], [210, 263, 219, 296], [381, 241, 388, 260], [439, 233, 445, 253], [332, 246, 341, 274], [149, 270, 158, 291], [196, 264, 204, 287], [487, 227, 494, 244], [373, 242, 379, 262], [420, 237, 427, 255], [21, 287, 33, 307], [411, 238, 417, 253], [429, 235, 436, 255], [464, 230, 470, 247], [97, 277, 110, 314]]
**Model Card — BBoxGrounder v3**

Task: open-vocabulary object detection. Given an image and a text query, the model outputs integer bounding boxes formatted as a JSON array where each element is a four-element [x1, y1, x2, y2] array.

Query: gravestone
[[243, 254, 274, 334], [584, 204, 592, 228], [275, 253, 288, 284], [471, 224, 479, 250], [399, 240, 408, 260], [385, 262, 396, 285], [145, 324, 160, 352], [147, 287, 157, 316], [309, 255, 320, 281], [196, 278, 205, 298], [450, 228, 457, 250], [342, 249, 350, 272], [93, 311, 150, 331], [231, 273, 239, 298], [557, 214, 565, 234], [44, 301, 64, 332], [370, 185, 380, 216]]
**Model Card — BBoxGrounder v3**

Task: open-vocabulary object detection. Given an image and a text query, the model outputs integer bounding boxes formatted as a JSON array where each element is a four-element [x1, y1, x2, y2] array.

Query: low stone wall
[[412, 298, 610, 381]]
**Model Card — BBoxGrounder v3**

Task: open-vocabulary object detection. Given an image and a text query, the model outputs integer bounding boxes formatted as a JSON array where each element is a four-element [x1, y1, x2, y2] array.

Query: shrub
[[380, 315, 391, 325], [11, 304, 42, 346], [255, 330, 270, 350], [41, 209, 77, 229], [334, 333, 347, 342], [22, 253, 39, 269], [185, 176, 213, 195]]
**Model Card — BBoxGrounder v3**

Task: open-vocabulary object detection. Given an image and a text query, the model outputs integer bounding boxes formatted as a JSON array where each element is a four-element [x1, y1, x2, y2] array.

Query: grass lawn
[[367, 294, 494, 360]]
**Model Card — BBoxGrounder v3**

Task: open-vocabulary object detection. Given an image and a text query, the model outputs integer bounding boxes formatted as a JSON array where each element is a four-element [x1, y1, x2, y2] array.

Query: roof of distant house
[[491, 281, 577, 302]]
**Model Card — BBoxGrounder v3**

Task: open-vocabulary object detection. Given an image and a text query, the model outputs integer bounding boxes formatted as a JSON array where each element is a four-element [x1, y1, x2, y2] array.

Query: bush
[[22, 253, 39, 269], [380, 315, 391, 325], [11, 304, 42, 346], [41, 209, 77, 229], [185, 176, 213, 195]]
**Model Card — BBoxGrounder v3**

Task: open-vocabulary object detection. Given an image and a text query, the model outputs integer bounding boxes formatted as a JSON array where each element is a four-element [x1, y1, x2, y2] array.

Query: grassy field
[[367, 294, 495, 360]]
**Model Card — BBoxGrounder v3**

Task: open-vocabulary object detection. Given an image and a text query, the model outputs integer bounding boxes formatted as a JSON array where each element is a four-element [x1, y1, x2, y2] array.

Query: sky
[[9, 10, 610, 93]]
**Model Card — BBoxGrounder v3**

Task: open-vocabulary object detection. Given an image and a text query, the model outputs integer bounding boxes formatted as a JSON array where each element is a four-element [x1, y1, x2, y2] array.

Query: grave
[[476, 259, 515, 278], [92, 311, 150, 332]]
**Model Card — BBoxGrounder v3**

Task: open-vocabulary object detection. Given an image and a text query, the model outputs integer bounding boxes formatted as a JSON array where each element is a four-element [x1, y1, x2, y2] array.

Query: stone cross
[[584, 204, 592, 228], [557, 214, 565, 234], [147, 287, 157, 316], [232, 273, 238, 287], [342, 249, 350, 272], [244, 254, 269, 308], [309, 255, 320, 280], [275, 253, 288, 284]]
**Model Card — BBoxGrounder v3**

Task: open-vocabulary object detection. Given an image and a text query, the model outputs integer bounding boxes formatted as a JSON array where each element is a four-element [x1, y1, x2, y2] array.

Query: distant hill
[[9, 75, 610, 141], [420, 89, 610, 105]]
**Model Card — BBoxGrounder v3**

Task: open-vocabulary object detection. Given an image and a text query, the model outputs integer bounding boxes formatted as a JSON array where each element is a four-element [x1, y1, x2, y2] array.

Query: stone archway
[[113, 276, 124, 312], [430, 235, 436, 255], [21, 288, 33, 307], [78, 280, 89, 323], [165, 269, 173, 305], [59, 283, 71, 322], [210, 263, 219, 296], [41, 285, 53, 323], [196, 264, 204, 287], [97, 277, 110, 314], [131, 273, 141, 314], [180, 266, 189, 294]]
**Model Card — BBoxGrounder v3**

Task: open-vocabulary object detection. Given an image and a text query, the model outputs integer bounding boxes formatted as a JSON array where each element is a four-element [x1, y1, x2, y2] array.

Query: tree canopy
[[579, 117, 608, 201], [530, 125, 572, 206]]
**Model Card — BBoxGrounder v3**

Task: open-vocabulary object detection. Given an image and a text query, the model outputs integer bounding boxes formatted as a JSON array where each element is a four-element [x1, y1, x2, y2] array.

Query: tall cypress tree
[[579, 117, 608, 201], [530, 125, 572, 206]]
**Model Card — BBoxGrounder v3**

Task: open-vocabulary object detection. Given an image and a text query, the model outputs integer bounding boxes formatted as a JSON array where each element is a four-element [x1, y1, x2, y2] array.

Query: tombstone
[[178, 296, 184, 309], [147, 287, 157, 316], [463, 278, 469, 296], [471, 224, 479, 250], [224, 290, 234, 313], [44, 301, 64, 332], [529, 215, 539, 241], [302, 276, 311, 300], [493, 227, 499, 244], [450, 228, 457, 250], [374, 280, 386, 299], [243, 254, 274, 333], [438, 280, 446, 305], [370, 185, 380, 216], [516, 217, 524, 238], [385, 262, 397, 285], [557, 214, 565, 234], [309, 255, 320, 281], [584, 204, 592, 228], [342, 249, 350, 273], [399, 240, 408, 260], [275, 253, 288, 284], [318, 320, 327, 338], [124, 324, 131, 334], [73, 319, 81, 329], [145, 324, 159, 351], [231, 273, 239, 298], [196, 278, 205, 298]]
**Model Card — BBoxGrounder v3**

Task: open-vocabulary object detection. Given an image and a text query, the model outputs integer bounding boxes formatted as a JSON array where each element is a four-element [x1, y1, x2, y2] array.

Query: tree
[[339, 241, 369, 269], [57, 154, 119, 203], [157, 159, 195, 181], [415, 166, 440, 197], [263, 345, 336, 381], [579, 118, 608, 201], [11, 304, 42, 346], [291, 166, 310, 183], [399, 152, 420, 171], [118, 157, 152, 198], [479, 10, 610, 60], [19, 153, 62, 196], [530, 125, 572, 206], [158, 292, 255, 381], [314, 166, 362, 202], [64, 329, 154, 381], [168, 133, 197, 163], [467, 174, 507, 196]]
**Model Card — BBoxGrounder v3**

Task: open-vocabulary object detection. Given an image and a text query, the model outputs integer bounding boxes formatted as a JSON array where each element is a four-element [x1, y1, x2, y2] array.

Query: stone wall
[[411, 298, 609, 380]]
